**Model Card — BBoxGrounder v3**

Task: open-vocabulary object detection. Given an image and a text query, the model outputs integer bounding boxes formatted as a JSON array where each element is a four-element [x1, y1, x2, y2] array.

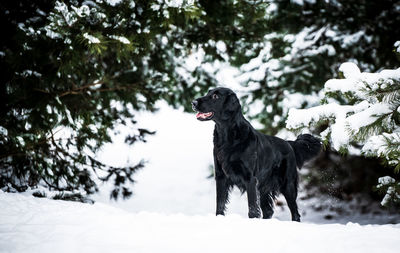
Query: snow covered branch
[[286, 60, 400, 206]]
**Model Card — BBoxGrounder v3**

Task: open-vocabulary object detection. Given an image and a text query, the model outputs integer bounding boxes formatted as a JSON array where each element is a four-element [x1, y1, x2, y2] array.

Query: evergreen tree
[[237, 0, 400, 133], [0, 0, 271, 200], [286, 60, 400, 207]]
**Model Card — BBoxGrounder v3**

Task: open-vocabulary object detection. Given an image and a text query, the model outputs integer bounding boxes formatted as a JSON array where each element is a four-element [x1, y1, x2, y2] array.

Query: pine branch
[[33, 77, 159, 99], [58, 81, 104, 97]]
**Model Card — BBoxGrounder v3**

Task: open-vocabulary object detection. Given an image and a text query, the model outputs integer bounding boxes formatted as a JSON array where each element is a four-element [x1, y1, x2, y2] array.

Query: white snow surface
[[1, 191, 400, 253]]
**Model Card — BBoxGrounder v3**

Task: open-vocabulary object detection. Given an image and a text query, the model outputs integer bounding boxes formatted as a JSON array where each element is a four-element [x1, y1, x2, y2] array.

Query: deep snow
[[1, 191, 400, 253]]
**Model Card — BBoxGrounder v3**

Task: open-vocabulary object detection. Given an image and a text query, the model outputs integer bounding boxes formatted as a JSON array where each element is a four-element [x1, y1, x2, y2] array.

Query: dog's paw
[[248, 208, 261, 219]]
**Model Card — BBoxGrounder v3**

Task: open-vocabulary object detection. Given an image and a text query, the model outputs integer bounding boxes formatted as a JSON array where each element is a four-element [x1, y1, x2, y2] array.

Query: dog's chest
[[216, 145, 248, 177], [213, 126, 255, 180]]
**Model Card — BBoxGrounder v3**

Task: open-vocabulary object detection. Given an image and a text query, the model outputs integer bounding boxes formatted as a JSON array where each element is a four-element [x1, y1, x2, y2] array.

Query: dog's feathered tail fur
[[288, 134, 322, 169]]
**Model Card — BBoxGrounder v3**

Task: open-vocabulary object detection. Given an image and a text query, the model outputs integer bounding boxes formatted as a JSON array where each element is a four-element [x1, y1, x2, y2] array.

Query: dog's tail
[[288, 134, 322, 169]]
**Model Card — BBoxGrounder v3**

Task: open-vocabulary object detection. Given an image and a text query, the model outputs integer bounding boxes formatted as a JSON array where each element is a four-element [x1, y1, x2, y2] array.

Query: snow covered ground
[[1, 191, 400, 253], [1, 103, 400, 252]]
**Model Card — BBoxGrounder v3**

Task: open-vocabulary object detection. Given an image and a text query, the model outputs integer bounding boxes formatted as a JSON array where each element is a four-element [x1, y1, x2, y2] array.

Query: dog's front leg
[[216, 176, 229, 216], [247, 176, 261, 218]]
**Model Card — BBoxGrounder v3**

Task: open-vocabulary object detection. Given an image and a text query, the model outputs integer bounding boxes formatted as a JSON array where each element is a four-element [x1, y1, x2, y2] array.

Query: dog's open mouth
[[196, 112, 214, 120]]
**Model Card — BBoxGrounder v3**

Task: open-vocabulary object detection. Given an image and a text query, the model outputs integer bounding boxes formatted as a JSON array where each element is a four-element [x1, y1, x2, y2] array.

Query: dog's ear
[[222, 93, 241, 120]]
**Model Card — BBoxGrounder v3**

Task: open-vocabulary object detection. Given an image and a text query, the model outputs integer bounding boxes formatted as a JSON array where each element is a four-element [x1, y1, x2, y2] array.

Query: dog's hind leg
[[282, 186, 300, 222], [281, 178, 301, 221], [260, 193, 274, 219]]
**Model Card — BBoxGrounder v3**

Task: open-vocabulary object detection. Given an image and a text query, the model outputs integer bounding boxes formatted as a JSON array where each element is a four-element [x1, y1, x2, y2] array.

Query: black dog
[[192, 87, 321, 221]]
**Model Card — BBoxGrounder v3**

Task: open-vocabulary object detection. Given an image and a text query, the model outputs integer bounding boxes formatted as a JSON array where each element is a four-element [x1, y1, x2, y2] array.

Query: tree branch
[[58, 81, 104, 97]]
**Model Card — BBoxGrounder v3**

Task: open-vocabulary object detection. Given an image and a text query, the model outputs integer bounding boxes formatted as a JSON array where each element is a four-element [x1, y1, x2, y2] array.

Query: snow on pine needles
[[286, 62, 400, 206]]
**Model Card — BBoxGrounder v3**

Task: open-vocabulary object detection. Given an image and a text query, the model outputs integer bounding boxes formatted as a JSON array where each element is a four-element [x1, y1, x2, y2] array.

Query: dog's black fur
[[192, 87, 321, 221]]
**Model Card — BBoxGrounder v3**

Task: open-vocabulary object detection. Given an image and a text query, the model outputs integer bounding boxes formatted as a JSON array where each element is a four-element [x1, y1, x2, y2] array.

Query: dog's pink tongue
[[196, 112, 210, 119]]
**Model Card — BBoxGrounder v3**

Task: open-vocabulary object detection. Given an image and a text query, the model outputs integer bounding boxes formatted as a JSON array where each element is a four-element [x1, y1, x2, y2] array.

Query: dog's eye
[[212, 94, 219, 100]]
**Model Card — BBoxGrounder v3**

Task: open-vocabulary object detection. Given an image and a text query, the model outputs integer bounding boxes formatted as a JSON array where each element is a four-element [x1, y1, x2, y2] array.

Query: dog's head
[[192, 87, 241, 122]]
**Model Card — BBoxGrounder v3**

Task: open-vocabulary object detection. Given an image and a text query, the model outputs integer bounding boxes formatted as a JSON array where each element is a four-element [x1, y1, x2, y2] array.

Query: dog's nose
[[191, 100, 198, 107]]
